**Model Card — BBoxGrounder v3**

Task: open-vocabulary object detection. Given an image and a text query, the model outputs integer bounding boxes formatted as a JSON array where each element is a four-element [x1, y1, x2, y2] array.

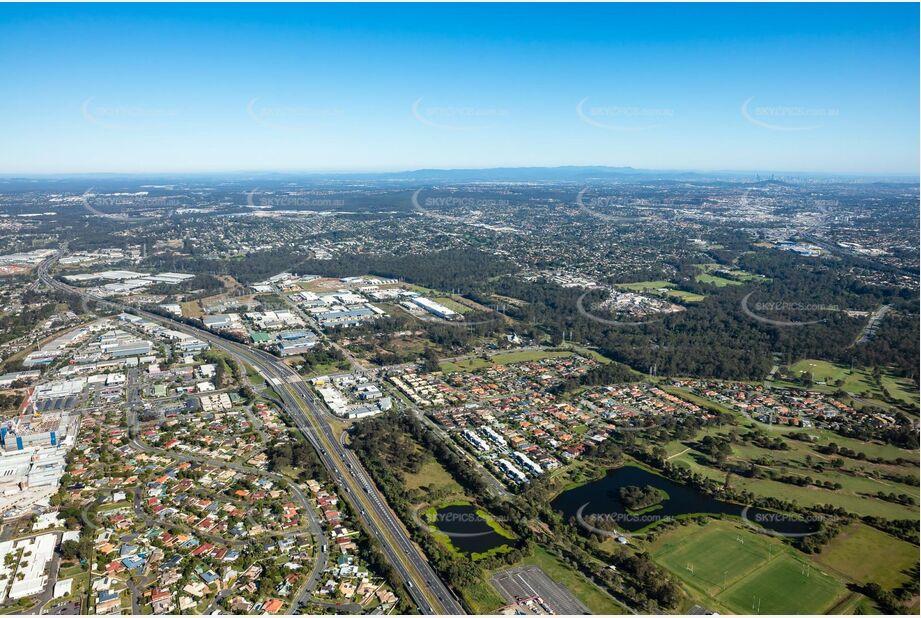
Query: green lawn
[[423, 501, 515, 561], [789, 359, 854, 383], [701, 457, 915, 519], [440, 350, 573, 373], [723, 269, 769, 283], [648, 519, 849, 615], [459, 577, 507, 614], [403, 458, 464, 495], [695, 273, 742, 287], [613, 281, 704, 303], [653, 522, 775, 597], [664, 289, 705, 302], [813, 522, 919, 589], [881, 374, 920, 407], [615, 280, 675, 291], [245, 365, 265, 385], [776, 425, 919, 464], [654, 420, 919, 519], [433, 296, 472, 314], [788, 358, 919, 409], [717, 552, 847, 615]]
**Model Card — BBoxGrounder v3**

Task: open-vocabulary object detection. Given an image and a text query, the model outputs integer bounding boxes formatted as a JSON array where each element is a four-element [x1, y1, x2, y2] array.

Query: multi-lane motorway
[[37, 255, 464, 615]]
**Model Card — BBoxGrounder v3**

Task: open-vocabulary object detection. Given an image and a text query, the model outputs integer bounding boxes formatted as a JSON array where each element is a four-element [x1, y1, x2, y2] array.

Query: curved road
[[38, 254, 464, 615]]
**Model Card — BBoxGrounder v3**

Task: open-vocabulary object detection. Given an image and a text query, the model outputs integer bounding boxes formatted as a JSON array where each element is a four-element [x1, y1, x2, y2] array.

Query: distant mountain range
[[0, 166, 917, 189]]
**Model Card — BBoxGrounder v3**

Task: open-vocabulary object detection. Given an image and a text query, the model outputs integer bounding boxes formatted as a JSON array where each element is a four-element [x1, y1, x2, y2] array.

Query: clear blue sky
[[0, 3, 917, 175]]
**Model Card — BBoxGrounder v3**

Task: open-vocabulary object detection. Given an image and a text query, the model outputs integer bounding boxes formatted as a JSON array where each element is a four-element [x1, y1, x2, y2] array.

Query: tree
[[60, 540, 80, 560], [421, 348, 441, 374]]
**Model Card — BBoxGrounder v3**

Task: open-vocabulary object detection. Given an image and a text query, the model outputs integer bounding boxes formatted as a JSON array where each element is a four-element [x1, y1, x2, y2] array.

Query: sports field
[[718, 553, 845, 614], [653, 523, 776, 597], [650, 521, 848, 614]]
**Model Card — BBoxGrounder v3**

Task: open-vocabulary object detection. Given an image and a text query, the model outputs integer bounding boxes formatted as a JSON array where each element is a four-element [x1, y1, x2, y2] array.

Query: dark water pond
[[551, 465, 818, 536], [431, 504, 511, 554]]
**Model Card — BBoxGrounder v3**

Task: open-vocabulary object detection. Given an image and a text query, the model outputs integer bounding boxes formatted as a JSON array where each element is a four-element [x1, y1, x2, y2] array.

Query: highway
[[277, 288, 512, 498], [36, 254, 464, 615]]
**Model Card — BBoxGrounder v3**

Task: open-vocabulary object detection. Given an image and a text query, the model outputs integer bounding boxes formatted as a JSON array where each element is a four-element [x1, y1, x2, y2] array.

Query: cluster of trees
[[858, 579, 918, 615], [790, 514, 845, 554], [619, 485, 666, 511], [479, 245, 918, 384], [694, 435, 733, 466], [860, 516, 919, 545], [547, 509, 681, 611], [144, 247, 312, 284], [328, 307, 503, 365], [266, 437, 328, 482], [558, 360, 640, 393], [0, 289, 83, 350], [764, 471, 843, 491], [0, 392, 23, 413], [296, 345, 348, 375], [490, 276, 777, 379], [871, 491, 916, 506], [739, 430, 790, 451], [347, 413, 505, 595], [295, 249, 516, 295], [59, 537, 92, 562]]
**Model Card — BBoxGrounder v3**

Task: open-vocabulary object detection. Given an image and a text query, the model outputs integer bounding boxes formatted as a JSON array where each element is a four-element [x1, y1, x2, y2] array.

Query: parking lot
[[491, 565, 591, 615]]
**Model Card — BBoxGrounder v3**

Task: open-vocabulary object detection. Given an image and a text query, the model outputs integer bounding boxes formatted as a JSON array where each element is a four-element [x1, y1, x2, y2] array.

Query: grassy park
[[650, 520, 850, 615]]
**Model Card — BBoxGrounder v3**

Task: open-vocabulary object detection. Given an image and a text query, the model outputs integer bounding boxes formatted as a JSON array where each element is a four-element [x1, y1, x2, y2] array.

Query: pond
[[551, 465, 818, 536], [430, 504, 512, 555]]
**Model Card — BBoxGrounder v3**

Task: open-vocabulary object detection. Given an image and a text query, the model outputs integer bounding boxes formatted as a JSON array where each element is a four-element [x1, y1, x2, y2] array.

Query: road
[[855, 304, 892, 346], [278, 290, 511, 498], [37, 254, 464, 615]]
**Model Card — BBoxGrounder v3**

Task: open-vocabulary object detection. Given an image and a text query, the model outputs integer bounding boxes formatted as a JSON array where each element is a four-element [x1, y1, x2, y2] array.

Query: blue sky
[[0, 3, 917, 175]]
